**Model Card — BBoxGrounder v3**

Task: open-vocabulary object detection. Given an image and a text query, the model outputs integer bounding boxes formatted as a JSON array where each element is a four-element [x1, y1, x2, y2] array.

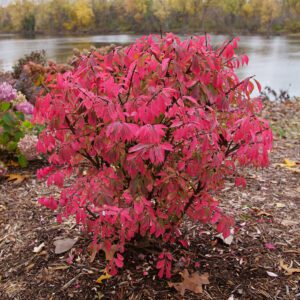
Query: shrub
[[0, 85, 41, 166], [35, 34, 272, 277], [12, 50, 47, 79], [12, 50, 47, 103]]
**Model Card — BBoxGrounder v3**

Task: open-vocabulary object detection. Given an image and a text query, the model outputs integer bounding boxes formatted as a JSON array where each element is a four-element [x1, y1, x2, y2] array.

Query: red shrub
[[34, 34, 272, 277]]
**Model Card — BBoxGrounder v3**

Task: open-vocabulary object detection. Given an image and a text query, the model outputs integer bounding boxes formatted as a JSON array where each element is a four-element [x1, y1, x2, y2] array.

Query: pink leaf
[[265, 243, 276, 250]]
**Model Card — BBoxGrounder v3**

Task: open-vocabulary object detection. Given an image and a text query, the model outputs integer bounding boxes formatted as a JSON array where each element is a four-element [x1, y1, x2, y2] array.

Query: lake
[[0, 34, 299, 96]]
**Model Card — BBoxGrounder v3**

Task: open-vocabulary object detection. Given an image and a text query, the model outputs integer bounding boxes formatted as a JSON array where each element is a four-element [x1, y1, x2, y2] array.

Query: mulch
[[0, 100, 299, 300]]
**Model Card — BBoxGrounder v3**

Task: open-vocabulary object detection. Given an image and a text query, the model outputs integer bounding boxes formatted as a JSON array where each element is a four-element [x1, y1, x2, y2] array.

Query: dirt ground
[[0, 100, 299, 300]]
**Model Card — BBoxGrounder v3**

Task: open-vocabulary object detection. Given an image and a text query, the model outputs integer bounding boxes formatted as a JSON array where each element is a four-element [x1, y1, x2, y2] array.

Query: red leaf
[[38, 196, 58, 210]]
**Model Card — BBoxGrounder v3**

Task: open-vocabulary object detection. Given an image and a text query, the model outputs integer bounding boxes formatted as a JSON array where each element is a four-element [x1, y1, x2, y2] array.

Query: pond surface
[[0, 34, 299, 96]]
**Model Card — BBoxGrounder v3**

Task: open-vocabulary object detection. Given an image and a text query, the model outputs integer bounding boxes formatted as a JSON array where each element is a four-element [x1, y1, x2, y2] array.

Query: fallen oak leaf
[[279, 259, 300, 276], [168, 269, 209, 296], [6, 173, 29, 184]]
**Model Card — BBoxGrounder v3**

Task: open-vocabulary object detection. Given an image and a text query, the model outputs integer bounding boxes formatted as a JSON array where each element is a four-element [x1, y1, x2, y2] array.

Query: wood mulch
[[0, 100, 299, 300]]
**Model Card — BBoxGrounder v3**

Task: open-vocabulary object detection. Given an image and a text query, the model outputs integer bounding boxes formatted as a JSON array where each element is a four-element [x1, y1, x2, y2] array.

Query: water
[[0, 34, 299, 96]]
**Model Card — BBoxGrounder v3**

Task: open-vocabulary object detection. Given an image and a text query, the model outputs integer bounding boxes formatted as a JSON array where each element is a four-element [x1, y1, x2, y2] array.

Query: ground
[[0, 100, 299, 300]]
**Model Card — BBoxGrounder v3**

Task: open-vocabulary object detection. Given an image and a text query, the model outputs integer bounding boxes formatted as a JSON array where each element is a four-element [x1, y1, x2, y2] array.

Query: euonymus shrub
[[35, 34, 272, 277]]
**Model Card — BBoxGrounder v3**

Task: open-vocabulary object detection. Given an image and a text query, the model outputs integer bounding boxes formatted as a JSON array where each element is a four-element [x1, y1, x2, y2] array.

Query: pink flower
[[0, 82, 17, 102], [16, 101, 34, 115], [18, 134, 38, 160]]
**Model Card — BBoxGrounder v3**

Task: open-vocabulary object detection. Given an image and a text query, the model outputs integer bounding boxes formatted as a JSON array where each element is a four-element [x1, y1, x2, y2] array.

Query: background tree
[[0, 0, 299, 34]]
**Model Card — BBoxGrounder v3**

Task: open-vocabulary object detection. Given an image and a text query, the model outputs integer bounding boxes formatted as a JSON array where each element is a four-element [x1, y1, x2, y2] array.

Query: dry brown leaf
[[168, 269, 209, 296], [279, 259, 300, 275], [53, 238, 77, 254], [255, 211, 273, 217], [251, 207, 273, 217], [6, 173, 29, 184]]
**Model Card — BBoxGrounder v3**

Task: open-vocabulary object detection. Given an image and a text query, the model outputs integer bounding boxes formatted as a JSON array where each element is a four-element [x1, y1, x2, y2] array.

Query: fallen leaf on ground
[[265, 243, 276, 250], [273, 159, 300, 173], [96, 270, 111, 284], [53, 238, 77, 254], [283, 159, 297, 168], [252, 207, 273, 217], [168, 269, 209, 296], [279, 259, 300, 275], [267, 271, 278, 277], [6, 173, 29, 184], [33, 242, 45, 253], [275, 203, 286, 208]]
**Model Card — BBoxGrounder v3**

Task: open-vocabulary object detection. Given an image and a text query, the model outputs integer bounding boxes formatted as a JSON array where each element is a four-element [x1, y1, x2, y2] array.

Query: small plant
[[261, 86, 291, 102], [35, 34, 272, 277]]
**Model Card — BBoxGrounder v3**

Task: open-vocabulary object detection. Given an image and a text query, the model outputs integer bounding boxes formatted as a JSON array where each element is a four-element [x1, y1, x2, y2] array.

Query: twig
[[61, 272, 86, 290]]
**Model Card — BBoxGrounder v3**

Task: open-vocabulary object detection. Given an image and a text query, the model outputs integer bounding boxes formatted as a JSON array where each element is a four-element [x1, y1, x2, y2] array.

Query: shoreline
[[0, 30, 299, 39]]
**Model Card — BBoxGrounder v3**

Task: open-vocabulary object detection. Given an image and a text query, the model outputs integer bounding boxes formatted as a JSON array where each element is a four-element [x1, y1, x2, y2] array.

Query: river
[[0, 34, 299, 96]]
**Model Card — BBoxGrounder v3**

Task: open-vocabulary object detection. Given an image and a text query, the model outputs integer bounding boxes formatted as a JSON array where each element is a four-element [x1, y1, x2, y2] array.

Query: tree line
[[0, 0, 299, 35]]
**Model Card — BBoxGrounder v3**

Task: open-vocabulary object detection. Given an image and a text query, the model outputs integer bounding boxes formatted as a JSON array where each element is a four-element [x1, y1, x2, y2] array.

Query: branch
[[225, 76, 255, 96], [217, 38, 233, 57], [125, 63, 137, 103]]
